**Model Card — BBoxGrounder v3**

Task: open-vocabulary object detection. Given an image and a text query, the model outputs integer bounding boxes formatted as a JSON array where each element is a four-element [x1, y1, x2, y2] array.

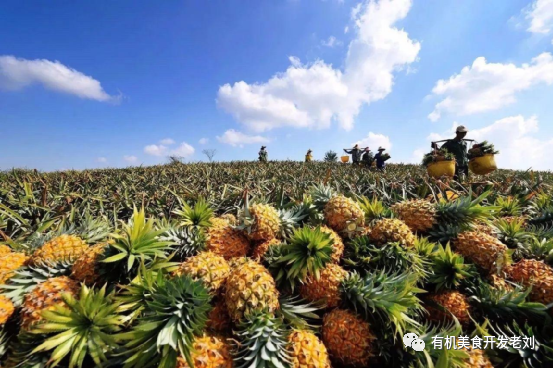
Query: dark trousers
[[454, 166, 469, 180]]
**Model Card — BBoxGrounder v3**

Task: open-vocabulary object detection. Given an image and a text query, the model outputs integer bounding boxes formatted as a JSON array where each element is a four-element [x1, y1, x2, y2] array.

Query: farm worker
[[361, 148, 373, 168], [305, 149, 313, 162], [437, 125, 469, 180], [375, 147, 389, 170], [259, 146, 268, 162], [344, 144, 363, 165]]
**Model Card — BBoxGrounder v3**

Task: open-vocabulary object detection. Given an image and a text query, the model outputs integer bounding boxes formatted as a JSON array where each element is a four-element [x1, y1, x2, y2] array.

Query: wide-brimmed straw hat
[[456, 125, 468, 133], [378, 147, 385, 151]]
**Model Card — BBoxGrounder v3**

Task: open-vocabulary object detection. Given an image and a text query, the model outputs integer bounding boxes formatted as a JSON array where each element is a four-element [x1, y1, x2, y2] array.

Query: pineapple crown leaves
[[30, 285, 124, 368], [357, 196, 393, 224], [172, 198, 213, 229], [115, 274, 212, 368], [343, 236, 430, 281], [158, 226, 207, 261], [468, 283, 551, 325], [435, 190, 499, 227], [277, 295, 324, 331], [103, 207, 173, 277], [233, 311, 292, 368], [483, 320, 553, 368], [495, 196, 523, 216], [308, 183, 336, 211], [340, 270, 425, 337], [428, 243, 477, 291], [0, 260, 73, 307], [273, 227, 334, 290], [3, 330, 51, 368], [277, 207, 307, 239]]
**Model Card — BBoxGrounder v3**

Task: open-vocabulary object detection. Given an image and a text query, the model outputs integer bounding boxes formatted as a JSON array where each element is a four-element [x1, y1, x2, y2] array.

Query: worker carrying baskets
[[424, 126, 498, 180]]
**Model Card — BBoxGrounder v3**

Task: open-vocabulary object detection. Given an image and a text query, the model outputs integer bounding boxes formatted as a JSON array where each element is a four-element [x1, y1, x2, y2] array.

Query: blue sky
[[1, 0, 553, 171]]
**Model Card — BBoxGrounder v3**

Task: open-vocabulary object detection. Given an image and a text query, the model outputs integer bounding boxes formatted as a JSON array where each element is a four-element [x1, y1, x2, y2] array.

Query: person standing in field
[[374, 147, 389, 170], [434, 126, 469, 180], [305, 149, 313, 162], [361, 147, 374, 168], [259, 146, 268, 163], [344, 144, 363, 165]]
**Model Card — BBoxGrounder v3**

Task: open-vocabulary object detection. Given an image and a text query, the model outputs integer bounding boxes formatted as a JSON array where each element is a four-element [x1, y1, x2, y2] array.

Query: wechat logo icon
[[403, 332, 425, 352]]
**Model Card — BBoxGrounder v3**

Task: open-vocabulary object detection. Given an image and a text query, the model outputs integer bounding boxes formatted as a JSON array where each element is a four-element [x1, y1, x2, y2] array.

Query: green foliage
[[172, 198, 213, 229], [428, 243, 477, 291], [323, 150, 338, 163]]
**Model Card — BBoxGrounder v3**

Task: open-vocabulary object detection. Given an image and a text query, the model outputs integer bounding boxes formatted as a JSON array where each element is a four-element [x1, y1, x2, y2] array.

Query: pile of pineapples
[[1, 183, 553, 368]]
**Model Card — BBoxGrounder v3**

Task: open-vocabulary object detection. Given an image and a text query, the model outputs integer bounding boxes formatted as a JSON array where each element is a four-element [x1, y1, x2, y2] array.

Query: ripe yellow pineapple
[[0, 247, 29, 284], [299, 263, 347, 308], [176, 334, 233, 368], [206, 218, 250, 259], [248, 204, 281, 241], [319, 226, 344, 263], [454, 231, 507, 274], [206, 298, 231, 333], [289, 330, 331, 368], [20, 276, 80, 330], [505, 260, 553, 305], [219, 213, 237, 225], [251, 238, 281, 261], [0, 295, 14, 325], [322, 309, 373, 367], [391, 199, 436, 232], [323, 195, 365, 233], [426, 291, 471, 326], [369, 218, 416, 247], [224, 258, 279, 321], [71, 243, 108, 285], [172, 251, 230, 294], [31, 234, 88, 265]]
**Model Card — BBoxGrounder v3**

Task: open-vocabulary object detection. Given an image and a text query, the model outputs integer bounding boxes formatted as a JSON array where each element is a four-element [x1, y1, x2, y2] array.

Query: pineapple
[[20, 276, 80, 330], [425, 291, 471, 326], [30, 216, 110, 266], [241, 203, 281, 241], [176, 334, 233, 368], [322, 309, 373, 367], [453, 231, 508, 274], [324, 195, 365, 233], [299, 263, 347, 308], [0, 247, 29, 284], [206, 218, 250, 259], [234, 312, 291, 368], [224, 258, 279, 321], [206, 297, 231, 333], [172, 251, 230, 294], [319, 225, 344, 263], [251, 237, 281, 261], [288, 330, 331, 368], [458, 346, 493, 368], [30, 234, 88, 265], [70, 242, 108, 285], [391, 192, 494, 233], [0, 295, 14, 325], [369, 218, 416, 247], [505, 259, 553, 305], [219, 213, 236, 225]]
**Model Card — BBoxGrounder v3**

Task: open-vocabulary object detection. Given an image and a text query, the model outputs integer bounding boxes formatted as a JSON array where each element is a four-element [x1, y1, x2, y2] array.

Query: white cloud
[[123, 155, 138, 163], [199, 138, 209, 145], [171, 142, 195, 158], [353, 132, 393, 151], [344, 26, 350, 34], [216, 129, 270, 147], [0, 55, 118, 102], [428, 53, 553, 121], [217, 0, 420, 132], [144, 141, 195, 158], [321, 36, 343, 47], [96, 157, 107, 163], [526, 0, 553, 34], [159, 138, 175, 145], [423, 116, 553, 170]]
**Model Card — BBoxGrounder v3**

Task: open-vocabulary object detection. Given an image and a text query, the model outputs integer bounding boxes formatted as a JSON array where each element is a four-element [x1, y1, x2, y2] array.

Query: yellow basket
[[469, 154, 497, 175], [427, 160, 456, 178], [341, 156, 350, 163]]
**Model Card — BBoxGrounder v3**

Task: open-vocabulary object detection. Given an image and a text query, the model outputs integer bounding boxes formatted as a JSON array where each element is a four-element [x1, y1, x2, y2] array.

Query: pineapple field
[[1, 161, 553, 368]]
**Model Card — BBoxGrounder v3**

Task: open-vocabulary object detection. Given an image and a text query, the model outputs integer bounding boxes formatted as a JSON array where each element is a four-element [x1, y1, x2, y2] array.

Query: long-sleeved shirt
[[375, 152, 387, 169], [441, 139, 468, 167], [305, 154, 313, 162], [259, 150, 268, 162], [362, 151, 373, 165], [344, 148, 362, 162]]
